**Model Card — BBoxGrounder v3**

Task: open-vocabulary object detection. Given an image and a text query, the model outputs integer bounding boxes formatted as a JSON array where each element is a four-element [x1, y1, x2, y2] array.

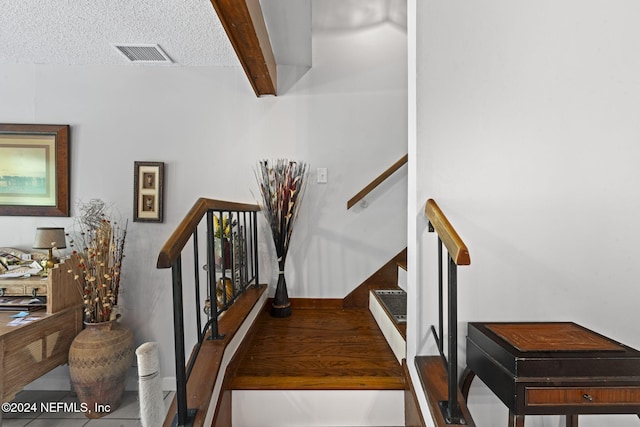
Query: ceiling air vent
[[112, 44, 173, 63]]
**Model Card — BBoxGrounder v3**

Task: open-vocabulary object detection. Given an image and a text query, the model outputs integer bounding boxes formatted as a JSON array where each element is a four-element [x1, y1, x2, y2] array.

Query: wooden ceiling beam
[[210, 0, 277, 96]]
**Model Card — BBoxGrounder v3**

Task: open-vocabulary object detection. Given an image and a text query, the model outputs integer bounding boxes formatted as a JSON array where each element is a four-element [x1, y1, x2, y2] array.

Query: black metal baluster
[[170, 256, 195, 426], [252, 211, 259, 287], [248, 210, 254, 285], [446, 255, 460, 423], [206, 210, 222, 340], [242, 211, 248, 291], [438, 237, 444, 355], [222, 210, 230, 308], [245, 212, 250, 288], [192, 229, 202, 342], [229, 210, 235, 304]]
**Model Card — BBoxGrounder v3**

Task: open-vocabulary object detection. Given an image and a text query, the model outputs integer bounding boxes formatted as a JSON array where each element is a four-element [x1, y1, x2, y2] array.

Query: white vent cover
[[112, 44, 173, 63]]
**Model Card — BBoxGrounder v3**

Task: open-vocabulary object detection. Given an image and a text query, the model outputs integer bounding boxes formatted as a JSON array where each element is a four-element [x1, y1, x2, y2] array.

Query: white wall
[[411, 1, 640, 426], [0, 22, 407, 389]]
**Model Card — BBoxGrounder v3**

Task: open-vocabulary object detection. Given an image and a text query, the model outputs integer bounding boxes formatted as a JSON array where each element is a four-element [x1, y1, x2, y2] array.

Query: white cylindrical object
[[136, 342, 164, 427]]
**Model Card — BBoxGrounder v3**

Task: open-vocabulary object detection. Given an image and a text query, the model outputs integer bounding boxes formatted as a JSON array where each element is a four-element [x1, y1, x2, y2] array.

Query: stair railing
[[424, 198, 471, 425], [157, 198, 261, 427], [347, 154, 408, 209]]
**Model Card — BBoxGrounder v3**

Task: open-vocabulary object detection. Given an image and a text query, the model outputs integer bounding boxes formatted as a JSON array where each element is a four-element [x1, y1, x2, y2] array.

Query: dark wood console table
[[461, 322, 640, 427]]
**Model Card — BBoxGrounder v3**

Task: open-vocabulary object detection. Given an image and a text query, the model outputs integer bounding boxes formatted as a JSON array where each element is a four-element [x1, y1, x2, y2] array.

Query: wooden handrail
[[425, 199, 470, 266], [347, 154, 408, 209], [157, 198, 260, 269]]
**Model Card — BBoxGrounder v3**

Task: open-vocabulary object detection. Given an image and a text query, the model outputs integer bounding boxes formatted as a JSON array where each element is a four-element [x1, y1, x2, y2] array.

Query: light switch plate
[[317, 168, 328, 184]]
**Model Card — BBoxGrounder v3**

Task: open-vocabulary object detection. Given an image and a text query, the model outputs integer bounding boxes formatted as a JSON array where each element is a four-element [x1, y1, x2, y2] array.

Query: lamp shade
[[33, 227, 67, 250]]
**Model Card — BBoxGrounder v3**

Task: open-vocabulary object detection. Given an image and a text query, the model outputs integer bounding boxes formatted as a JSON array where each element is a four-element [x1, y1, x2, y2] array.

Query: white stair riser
[[397, 266, 407, 291], [369, 292, 406, 363], [232, 390, 404, 426]]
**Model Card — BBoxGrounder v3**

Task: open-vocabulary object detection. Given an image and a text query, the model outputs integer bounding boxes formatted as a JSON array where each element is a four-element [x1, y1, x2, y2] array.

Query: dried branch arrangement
[[66, 199, 128, 323], [255, 159, 309, 262]]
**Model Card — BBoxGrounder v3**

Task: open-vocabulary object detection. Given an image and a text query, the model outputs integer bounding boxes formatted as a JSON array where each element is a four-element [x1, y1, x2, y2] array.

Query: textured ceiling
[[0, 0, 405, 68], [0, 0, 241, 66]]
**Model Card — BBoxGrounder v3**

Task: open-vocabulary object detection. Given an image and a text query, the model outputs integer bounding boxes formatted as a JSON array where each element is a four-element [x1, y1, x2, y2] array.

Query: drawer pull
[[32, 288, 38, 298], [0, 288, 4, 297], [583, 393, 593, 402]]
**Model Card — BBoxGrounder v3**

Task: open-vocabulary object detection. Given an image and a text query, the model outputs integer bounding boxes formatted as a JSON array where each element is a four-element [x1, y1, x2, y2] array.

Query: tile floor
[[2, 390, 174, 427]]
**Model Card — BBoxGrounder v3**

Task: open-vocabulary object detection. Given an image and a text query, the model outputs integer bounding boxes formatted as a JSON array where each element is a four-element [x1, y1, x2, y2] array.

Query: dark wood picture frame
[[134, 161, 164, 223], [0, 124, 70, 217]]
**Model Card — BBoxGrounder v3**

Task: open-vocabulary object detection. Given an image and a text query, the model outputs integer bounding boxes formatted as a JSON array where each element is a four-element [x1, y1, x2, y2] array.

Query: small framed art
[[134, 161, 164, 222]]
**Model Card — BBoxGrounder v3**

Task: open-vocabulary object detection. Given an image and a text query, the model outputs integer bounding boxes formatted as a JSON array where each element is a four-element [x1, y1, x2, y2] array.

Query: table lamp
[[33, 227, 67, 269]]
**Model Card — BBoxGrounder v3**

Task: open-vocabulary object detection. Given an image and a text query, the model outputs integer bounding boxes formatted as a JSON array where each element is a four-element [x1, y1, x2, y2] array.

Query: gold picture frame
[[0, 124, 70, 217], [134, 161, 164, 222]]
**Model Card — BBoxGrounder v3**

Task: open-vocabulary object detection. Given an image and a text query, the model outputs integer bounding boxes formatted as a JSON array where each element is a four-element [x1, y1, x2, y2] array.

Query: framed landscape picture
[[134, 161, 164, 222], [0, 124, 70, 216]]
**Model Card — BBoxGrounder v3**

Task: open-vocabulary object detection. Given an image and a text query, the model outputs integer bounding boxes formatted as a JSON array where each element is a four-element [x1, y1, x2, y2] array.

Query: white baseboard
[[162, 376, 177, 391], [24, 369, 142, 392], [23, 365, 176, 393]]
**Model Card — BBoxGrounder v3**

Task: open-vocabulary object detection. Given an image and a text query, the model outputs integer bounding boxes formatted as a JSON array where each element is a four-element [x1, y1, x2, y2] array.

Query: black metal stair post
[[171, 256, 195, 426], [430, 220, 466, 425], [445, 254, 461, 423]]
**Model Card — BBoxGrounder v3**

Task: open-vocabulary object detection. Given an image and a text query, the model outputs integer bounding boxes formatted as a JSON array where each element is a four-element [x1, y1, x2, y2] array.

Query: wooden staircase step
[[373, 289, 407, 325], [343, 248, 407, 309], [229, 304, 405, 390], [370, 289, 406, 363]]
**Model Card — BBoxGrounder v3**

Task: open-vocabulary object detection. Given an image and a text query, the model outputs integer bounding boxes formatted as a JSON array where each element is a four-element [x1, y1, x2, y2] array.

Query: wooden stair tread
[[230, 306, 405, 390], [231, 375, 404, 390]]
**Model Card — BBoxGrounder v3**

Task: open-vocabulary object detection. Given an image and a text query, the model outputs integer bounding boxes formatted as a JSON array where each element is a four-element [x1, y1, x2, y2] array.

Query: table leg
[[566, 414, 578, 427], [459, 367, 475, 401], [508, 411, 524, 427]]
